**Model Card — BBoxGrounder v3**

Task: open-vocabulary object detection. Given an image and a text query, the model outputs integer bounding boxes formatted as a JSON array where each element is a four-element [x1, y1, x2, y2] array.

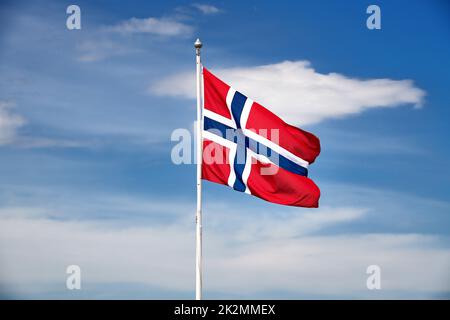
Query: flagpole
[[194, 38, 203, 300]]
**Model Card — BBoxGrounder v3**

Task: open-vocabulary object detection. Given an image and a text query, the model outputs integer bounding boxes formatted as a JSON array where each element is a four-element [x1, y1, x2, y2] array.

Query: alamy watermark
[[66, 265, 81, 290], [66, 5, 81, 30], [366, 5, 381, 30], [366, 265, 381, 290], [171, 125, 281, 176]]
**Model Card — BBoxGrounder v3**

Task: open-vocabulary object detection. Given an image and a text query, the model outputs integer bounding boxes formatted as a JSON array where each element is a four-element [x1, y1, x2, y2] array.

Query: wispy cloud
[[105, 17, 193, 36], [150, 60, 426, 125], [209, 206, 368, 242], [0, 101, 90, 149], [0, 207, 448, 298], [0, 182, 449, 298], [77, 39, 140, 63], [13, 137, 89, 149], [192, 3, 221, 15], [0, 101, 25, 145], [77, 13, 195, 62]]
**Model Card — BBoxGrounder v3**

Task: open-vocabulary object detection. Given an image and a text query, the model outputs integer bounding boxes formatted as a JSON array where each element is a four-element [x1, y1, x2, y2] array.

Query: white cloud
[[0, 215, 449, 298], [106, 17, 193, 36], [150, 60, 426, 125], [0, 197, 448, 298], [192, 3, 221, 15], [0, 101, 25, 145], [77, 39, 139, 62], [14, 137, 89, 149], [209, 206, 368, 242], [0, 101, 92, 149], [207, 233, 450, 296]]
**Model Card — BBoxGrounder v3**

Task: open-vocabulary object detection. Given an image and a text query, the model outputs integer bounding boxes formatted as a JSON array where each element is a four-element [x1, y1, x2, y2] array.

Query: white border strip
[[242, 152, 252, 194], [204, 109, 236, 129], [203, 130, 234, 150], [203, 130, 237, 188], [227, 147, 237, 188], [226, 87, 236, 116], [243, 128, 309, 168], [240, 97, 253, 129], [221, 88, 309, 169], [247, 148, 272, 165]]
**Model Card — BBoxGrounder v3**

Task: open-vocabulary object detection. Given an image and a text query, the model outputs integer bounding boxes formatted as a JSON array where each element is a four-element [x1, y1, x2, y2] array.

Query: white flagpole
[[194, 38, 203, 300]]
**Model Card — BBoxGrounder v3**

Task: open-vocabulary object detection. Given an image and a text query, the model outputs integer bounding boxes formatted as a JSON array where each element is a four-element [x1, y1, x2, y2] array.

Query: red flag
[[202, 67, 321, 207]]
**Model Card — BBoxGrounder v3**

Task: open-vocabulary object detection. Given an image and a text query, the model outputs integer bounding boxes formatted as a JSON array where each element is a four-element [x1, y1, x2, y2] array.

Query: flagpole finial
[[194, 38, 202, 56], [194, 38, 202, 49]]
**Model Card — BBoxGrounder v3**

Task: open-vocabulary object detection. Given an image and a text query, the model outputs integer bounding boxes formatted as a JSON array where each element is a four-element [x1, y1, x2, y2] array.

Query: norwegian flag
[[201, 68, 321, 207]]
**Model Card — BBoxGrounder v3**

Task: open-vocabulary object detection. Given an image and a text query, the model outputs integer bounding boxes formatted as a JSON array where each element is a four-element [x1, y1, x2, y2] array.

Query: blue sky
[[0, 0, 449, 299]]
